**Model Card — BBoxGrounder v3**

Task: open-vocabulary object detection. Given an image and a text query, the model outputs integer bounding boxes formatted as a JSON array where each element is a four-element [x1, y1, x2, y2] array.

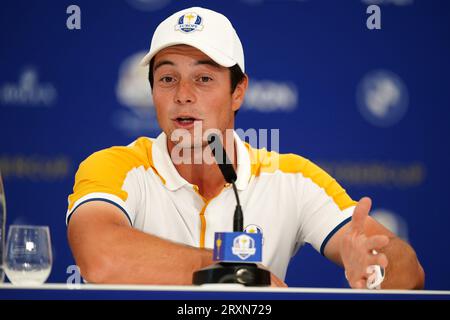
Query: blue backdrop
[[1, 0, 449, 290]]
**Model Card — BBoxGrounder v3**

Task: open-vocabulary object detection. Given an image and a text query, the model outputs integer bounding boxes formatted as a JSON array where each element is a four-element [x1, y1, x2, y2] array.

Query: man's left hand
[[339, 197, 390, 289]]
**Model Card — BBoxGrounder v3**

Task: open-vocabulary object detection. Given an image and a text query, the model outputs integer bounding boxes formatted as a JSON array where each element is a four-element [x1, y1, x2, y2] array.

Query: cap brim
[[139, 40, 237, 69]]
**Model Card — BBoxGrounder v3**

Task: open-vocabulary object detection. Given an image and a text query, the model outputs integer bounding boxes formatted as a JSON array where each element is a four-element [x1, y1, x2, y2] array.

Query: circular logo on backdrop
[[371, 209, 409, 241], [125, 0, 171, 12], [116, 51, 153, 110], [114, 51, 160, 136], [356, 70, 409, 127]]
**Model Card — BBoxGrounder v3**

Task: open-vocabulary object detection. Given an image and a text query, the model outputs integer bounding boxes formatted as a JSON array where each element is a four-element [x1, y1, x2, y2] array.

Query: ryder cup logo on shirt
[[244, 224, 264, 245], [244, 224, 263, 235], [232, 234, 256, 260], [175, 12, 204, 33]]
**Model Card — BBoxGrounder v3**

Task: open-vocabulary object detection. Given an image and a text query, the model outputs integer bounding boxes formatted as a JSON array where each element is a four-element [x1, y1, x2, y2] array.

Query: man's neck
[[167, 135, 237, 201]]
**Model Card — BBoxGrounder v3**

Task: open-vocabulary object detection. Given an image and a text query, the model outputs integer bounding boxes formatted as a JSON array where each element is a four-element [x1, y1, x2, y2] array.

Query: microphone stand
[[232, 182, 243, 233], [192, 133, 271, 286]]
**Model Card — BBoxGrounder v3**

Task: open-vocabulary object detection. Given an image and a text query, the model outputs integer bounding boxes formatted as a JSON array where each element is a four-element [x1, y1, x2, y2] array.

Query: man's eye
[[198, 76, 213, 83], [160, 76, 175, 83]]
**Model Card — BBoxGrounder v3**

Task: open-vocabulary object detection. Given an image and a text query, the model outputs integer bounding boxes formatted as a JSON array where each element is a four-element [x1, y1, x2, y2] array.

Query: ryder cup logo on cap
[[175, 12, 204, 33], [232, 234, 256, 260], [140, 7, 245, 72]]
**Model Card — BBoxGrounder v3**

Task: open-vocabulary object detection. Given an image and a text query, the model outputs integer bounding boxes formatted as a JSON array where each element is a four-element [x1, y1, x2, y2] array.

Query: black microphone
[[207, 133, 243, 232], [207, 133, 236, 183], [191, 132, 271, 286]]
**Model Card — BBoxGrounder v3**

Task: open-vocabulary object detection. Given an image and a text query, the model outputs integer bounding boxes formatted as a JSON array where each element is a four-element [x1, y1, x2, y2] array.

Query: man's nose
[[174, 80, 195, 104]]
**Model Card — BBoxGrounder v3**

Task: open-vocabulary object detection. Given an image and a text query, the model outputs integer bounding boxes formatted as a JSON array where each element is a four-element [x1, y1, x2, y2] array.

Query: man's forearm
[[69, 209, 214, 285], [381, 237, 425, 289]]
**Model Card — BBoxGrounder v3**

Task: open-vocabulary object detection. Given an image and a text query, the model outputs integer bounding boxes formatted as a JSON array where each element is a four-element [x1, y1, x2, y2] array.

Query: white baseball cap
[[140, 7, 245, 72]]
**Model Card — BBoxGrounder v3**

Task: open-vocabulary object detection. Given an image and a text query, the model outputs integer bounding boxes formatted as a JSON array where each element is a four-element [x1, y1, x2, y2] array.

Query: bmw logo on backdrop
[[356, 70, 409, 127]]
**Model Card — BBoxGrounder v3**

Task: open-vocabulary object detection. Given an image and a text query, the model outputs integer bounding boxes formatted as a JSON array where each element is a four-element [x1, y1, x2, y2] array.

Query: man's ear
[[231, 74, 248, 112]]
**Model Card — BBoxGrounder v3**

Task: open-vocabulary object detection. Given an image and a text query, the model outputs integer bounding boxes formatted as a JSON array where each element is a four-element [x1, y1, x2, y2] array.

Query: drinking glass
[[0, 172, 5, 283], [3, 225, 52, 285]]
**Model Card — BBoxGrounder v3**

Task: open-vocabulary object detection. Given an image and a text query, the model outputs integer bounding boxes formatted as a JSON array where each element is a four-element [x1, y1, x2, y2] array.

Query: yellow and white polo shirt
[[66, 131, 356, 280]]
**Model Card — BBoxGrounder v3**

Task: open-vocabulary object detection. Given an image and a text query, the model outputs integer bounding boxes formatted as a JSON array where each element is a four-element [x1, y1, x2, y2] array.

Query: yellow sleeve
[[66, 138, 153, 225]]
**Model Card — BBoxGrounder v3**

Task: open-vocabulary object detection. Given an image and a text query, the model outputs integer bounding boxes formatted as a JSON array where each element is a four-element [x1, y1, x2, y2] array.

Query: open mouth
[[173, 116, 201, 127], [176, 117, 196, 124]]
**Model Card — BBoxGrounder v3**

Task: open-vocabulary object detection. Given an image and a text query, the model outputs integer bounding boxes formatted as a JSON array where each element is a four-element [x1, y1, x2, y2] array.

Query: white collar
[[151, 130, 251, 191]]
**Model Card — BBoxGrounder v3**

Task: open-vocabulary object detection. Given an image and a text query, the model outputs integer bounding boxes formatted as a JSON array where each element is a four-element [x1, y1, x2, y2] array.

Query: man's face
[[152, 45, 247, 148]]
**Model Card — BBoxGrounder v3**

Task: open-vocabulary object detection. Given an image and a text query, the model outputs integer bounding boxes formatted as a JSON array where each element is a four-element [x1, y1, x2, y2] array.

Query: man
[[66, 7, 424, 289]]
